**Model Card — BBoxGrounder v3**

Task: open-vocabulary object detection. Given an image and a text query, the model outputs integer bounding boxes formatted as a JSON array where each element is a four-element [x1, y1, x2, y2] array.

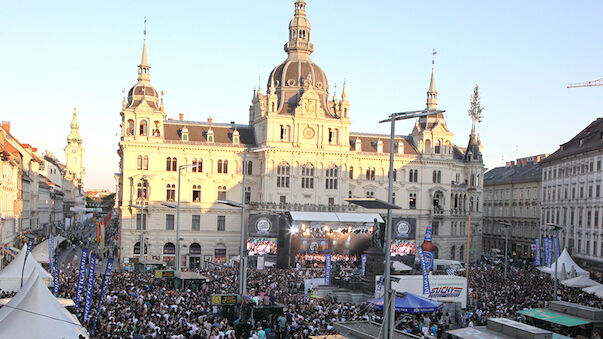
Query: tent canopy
[[31, 236, 66, 264], [540, 249, 589, 278], [562, 276, 600, 288], [582, 285, 603, 298], [0, 245, 52, 292], [0, 273, 88, 338], [368, 292, 443, 313], [517, 309, 591, 327]]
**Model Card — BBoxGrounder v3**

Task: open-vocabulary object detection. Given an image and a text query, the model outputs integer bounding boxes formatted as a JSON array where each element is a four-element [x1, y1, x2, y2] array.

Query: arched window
[[137, 155, 143, 170], [192, 159, 198, 172], [172, 157, 177, 171], [153, 121, 161, 137], [349, 166, 354, 180], [137, 181, 148, 200], [192, 185, 201, 202], [166, 157, 172, 171], [133, 241, 147, 255], [450, 245, 456, 260], [163, 243, 176, 267], [277, 162, 290, 188], [409, 170, 414, 182], [433, 191, 443, 210], [217, 160, 223, 173], [139, 120, 148, 136], [189, 243, 201, 256], [301, 164, 315, 189], [435, 140, 441, 154], [166, 184, 176, 202], [247, 161, 253, 175], [326, 165, 338, 190], [143, 156, 149, 170], [433, 171, 437, 183], [437, 171, 441, 184], [366, 167, 375, 181], [459, 245, 465, 261], [127, 120, 135, 136], [217, 160, 229, 174], [245, 186, 251, 204], [217, 186, 226, 200], [425, 139, 432, 153]]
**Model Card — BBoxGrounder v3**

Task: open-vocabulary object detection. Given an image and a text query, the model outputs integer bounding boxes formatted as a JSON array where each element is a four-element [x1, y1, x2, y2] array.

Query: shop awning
[[289, 211, 384, 223], [517, 309, 592, 327]]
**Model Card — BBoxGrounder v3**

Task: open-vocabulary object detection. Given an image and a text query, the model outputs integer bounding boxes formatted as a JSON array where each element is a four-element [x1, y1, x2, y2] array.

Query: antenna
[[258, 76, 261, 90], [432, 49, 437, 67], [144, 17, 147, 40]]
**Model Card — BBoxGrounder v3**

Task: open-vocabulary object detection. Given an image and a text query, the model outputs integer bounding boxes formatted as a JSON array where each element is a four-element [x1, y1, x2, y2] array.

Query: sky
[[1, 1, 602, 190]]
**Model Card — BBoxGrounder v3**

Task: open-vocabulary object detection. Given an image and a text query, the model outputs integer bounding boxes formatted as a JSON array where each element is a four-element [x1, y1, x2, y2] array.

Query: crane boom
[[567, 78, 603, 88]]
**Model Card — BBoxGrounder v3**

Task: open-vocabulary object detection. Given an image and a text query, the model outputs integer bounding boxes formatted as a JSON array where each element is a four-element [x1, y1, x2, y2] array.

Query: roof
[[541, 117, 603, 164], [163, 121, 256, 146], [349, 133, 417, 154], [517, 309, 592, 327], [484, 161, 542, 186]]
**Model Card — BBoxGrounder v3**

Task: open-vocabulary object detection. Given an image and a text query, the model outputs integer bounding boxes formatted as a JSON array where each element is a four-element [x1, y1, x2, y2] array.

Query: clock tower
[[64, 107, 85, 184]]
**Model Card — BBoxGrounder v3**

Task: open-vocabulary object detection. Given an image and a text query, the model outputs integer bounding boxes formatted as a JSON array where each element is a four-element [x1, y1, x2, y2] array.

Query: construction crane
[[567, 78, 603, 88]]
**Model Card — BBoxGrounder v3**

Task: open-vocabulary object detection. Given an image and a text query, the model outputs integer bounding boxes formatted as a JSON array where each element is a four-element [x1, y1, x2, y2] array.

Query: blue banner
[[75, 248, 88, 309], [48, 233, 54, 273], [417, 247, 430, 295], [20, 237, 34, 288], [544, 238, 551, 267], [554, 237, 560, 260], [534, 238, 541, 266], [361, 254, 366, 277], [92, 258, 114, 334], [53, 249, 59, 295], [84, 252, 96, 322], [324, 254, 331, 285]]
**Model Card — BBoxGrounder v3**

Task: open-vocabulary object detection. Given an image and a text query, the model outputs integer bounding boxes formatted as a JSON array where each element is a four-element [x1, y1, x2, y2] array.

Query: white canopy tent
[[583, 285, 603, 298], [562, 275, 600, 288], [539, 248, 589, 278], [0, 245, 52, 292], [0, 272, 88, 338], [31, 236, 67, 264]]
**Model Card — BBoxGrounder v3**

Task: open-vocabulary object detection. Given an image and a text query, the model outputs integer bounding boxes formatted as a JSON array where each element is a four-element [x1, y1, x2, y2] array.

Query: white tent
[[0, 245, 52, 292], [31, 236, 66, 264], [562, 275, 600, 288], [583, 284, 603, 298], [0, 272, 88, 338], [539, 248, 589, 278]]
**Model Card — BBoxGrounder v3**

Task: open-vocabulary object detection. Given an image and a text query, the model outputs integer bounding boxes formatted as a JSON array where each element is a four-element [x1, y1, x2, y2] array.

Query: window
[[192, 159, 202, 173], [139, 120, 148, 136], [247, 161, 253, 175], [217, 186, 226, 200], [580, 186, 584, 198], [437, 171, 441, 184], [366, 168, 375, 181], [277, 162, 290, 188], [432, 221, 439, 236], [450, 245, 455, 260], [280, 125, 288, 141], [166, 184, 176, 202], [349, 167, 354, 180], [192, 185, 201, 202], [166, 157, 177, 172], [217, 160, 228, 174], [137, 181, 148, 200], [127, 119, 135, 136], [409, 169, 418, 183], [433, 171, 437, 183], [328, 128, 334, 144], [589, 185, 593, 198], [280, 195, 286, 204], [192, 215, 200, 231], [409, 193, 417, 209], [302, 164, 315, 189], [392, 192, 396, 205], [434, 140, 441, 154], [597, 185, 600, 198], [133, 241, 147, 255], [245, 187, 251, 204], [143, 156, 149, 170], [136, 213, 147, 230], [598, 160, 601, 171], [366, 191, 375, 198], [328, 197, 335, 205], [325, 165, 338, 190], [137, 156, 143, 170], [348, 190, 352, 198], [217, 216, 226, 231], [165, 214, 175, 230]]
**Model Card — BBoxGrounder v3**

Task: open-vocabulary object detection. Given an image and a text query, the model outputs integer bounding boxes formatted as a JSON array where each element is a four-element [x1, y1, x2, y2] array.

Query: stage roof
[[290, 212, 384, 224]]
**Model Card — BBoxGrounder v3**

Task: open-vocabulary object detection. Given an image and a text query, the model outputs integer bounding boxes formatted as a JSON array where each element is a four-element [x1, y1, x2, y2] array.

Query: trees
[[468, 85, 484, 130]]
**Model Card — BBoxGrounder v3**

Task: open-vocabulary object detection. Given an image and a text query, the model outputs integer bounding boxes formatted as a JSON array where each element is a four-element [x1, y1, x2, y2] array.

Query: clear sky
[[1, 1, 601, 190]]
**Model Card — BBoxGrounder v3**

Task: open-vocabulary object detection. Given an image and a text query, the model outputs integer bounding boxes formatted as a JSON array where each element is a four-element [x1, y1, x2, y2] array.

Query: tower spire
[[426, 49, 438, 111], [138, 17, 151, 82], [284, 0, 314, 58], [67, 107, 82, 144]]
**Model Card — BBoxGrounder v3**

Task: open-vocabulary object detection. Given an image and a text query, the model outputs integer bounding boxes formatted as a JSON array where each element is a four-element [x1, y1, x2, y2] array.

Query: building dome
[[127, 83, 160, 110]]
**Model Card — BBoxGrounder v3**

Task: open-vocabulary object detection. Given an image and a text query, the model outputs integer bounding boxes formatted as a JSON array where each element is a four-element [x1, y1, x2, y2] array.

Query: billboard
[[299, 238, 329, 254], [248, 214, 280, 237], [391, 239, 416, 266], [392, 217, 416, 240], [375, 275, 468, 308], [247, 238, 277, 256]]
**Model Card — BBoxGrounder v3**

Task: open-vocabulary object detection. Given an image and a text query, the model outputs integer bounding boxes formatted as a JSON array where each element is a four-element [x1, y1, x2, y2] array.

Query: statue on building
[[370, 218, 382, 248]]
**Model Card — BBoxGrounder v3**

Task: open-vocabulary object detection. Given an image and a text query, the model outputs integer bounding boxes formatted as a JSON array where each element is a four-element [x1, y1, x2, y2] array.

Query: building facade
[[116, 0, 485, 268], [540, 118, 603, 269], [483, 155, 546, 258]]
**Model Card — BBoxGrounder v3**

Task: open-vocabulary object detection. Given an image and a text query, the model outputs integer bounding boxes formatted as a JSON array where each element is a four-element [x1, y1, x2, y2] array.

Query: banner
[[392, 217, 417, 240], [534, 238, 541, 266], [417, 247, 431, 295], [20, 237, 34, 288], [247, 214, 279, 237], [53, 249, 59, 295], [324, 254, 331, 285], [544, 238, 551, 267], [84, 252, 96, 322], [361, 254, 367, 277], [75, 248, 89, 309], [48, 232, 54, 273], [554, 237, 560, 260], [92, 258, 113, 334], [257, 256, 265, 270]]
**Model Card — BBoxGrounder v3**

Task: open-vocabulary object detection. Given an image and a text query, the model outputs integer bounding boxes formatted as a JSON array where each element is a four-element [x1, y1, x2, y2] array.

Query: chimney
[[179, 113, 184, 121], [208, 117, 213, 123], [1, 121, 10, 133]]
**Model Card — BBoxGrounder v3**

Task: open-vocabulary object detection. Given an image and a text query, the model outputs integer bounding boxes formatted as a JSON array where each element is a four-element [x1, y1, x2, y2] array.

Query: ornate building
[[116, 0, 484, 268]]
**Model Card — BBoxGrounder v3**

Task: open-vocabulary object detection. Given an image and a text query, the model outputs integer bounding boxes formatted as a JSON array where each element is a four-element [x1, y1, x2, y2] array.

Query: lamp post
[[217, 146, 271, 297], [137, 175, 152, 261], [547, 223, 562, 301], [500, 222, 511, 281], [175, 164, 203, 272]]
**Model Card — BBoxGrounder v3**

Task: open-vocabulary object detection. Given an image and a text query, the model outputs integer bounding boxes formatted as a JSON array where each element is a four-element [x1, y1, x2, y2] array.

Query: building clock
[[303, 127, 315, 139]]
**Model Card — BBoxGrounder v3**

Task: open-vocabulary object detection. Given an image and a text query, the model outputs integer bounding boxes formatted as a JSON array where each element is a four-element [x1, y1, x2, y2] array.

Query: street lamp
[[217, 145, 271, 297], [130, 175, 153, 261], [500, 222, 511, 281], [174, 163, 203, 272], [546, 223, 563, 301]]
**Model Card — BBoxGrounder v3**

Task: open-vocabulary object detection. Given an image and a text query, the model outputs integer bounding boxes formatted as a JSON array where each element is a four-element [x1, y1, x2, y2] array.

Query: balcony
[[432, 207, 445, 218]]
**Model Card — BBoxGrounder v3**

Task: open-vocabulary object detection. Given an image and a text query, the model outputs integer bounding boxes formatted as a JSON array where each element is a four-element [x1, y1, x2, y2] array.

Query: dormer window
[[377, 139, 383, 153], [233, 129, 240, 144], [397, 141, 404, 154], [207, 128, 214, 143], [355, 138, 362, 152], [181, 127, 189, 141]]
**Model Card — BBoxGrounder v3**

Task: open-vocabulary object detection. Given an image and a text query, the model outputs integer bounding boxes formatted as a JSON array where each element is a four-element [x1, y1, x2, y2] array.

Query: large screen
[[391, 239, 417, 257], [299, 238, 329, 254], [247, 238, 277, 256]]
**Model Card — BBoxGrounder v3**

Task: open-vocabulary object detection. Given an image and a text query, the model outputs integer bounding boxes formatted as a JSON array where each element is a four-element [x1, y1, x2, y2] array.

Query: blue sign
[[544, 238, 551, 267], [361, 255, 366, 277], [84, 252, 96, 322], [75, 248, 88, 309], [554, 237, 560, 260], [93, 258, 114, 334], [423, 251, 434, 271], [324, 254, 331, 285], [417, 247, 430, 295], [53, 250, 59, 295], [48, 233, 54, 274], [534, 238, 541, 266]]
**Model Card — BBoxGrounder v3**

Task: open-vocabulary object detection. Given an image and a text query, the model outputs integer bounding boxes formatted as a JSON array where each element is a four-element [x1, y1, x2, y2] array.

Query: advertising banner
[[391, 217, 417, 240], [92, 258, 114, 334], [361, 254, 366, 277], [325, 254, 331, 285], [53, 251, 59, 295], [48, 232, 54, 273], [375, 275, 468, 308], [554, 237, 560, 260], [247, 238, 277, 256], [248, 214, 279, 237], [257, 256, 265, 270], [534, 238, 541, 266], [299, 238, 329, 254], [83, 253, 96, 322], [75, 248, 88, 308], [417, 247, 431, 295], [391, 239, 417, 266], [544, 238, 551, 267]]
